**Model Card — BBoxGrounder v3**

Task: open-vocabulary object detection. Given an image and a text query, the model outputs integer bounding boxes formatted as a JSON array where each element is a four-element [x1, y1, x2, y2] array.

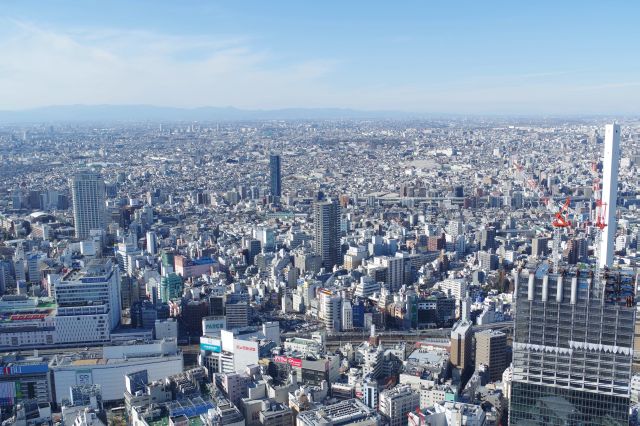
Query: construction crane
[[591, 173, 609, 295], [512, 160, 576, 267], [593, 199, 607, 295]]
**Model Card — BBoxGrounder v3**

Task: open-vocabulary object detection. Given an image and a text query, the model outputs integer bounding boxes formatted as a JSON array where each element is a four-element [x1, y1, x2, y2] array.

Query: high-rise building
[[70, 171, 107, 239], [225, 301, 249, 329], [480, 226, 496, 251], [475, 329, 507, 382], [159, 273, 183, 302], [319, 288, 341, 331], [341, 299, 353, 331], [146, 231, 158, 255], [509, 268, 636, 424], [269, 153, 281, 197], [313, 200, 341, 269], [599, 123, 621, 268], [450, 319, 473, 374]]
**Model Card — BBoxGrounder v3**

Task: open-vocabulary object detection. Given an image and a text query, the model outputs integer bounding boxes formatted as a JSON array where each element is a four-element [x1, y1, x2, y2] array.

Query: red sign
[[10, 314, 46, 321], [235, 344, 256, 352], [273, 355, 302, 368]]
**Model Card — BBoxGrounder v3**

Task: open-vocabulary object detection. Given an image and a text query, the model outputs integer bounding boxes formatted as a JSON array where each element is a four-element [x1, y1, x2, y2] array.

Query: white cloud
[[0, 20, 337, 109], [0, 20, 638, 114]]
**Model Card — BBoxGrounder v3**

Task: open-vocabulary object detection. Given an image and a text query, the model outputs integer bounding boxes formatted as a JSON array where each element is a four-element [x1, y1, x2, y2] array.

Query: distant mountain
[[0, 104, 416, 123]]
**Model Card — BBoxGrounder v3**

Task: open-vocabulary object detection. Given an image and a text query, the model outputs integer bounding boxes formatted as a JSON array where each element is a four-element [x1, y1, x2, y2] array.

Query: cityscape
[[1, 2, 640, 426]]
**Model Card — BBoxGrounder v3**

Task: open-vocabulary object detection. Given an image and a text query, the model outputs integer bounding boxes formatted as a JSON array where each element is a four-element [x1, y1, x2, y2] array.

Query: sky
[[1, 1, 639, 114]]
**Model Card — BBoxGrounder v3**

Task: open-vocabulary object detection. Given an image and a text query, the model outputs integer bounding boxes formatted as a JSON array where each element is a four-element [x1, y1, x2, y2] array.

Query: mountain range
[[0, 105, 416, 123]]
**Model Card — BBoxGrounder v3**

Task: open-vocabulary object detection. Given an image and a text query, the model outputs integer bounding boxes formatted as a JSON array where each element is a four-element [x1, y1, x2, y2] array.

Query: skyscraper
[[599, 123, 621, 268], [450, 319, 473, 375], [509, 268, 636, 424], [70, 170, 107, 239], [313, 199, 341, 269], [475, 329, 507, 382], [269, 153, 281, 197]]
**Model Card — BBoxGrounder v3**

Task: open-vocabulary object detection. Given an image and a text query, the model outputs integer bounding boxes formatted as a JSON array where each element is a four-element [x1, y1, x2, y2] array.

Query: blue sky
[[1, 1, 639, 114]]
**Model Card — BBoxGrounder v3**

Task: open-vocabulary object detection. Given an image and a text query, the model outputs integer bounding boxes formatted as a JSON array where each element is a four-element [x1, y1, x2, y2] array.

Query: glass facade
[[511, 381, 629, 425], [509, 269, 636, 425], [269, 154, 281, 197]]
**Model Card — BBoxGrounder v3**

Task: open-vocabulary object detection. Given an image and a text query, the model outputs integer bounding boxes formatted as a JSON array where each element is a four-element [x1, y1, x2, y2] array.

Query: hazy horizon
[[1, 1, 640, 115]]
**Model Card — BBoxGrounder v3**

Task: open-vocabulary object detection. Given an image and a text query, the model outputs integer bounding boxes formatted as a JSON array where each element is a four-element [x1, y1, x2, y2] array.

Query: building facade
[[509, 268, 636, 424], [70, 171, 107, 239]]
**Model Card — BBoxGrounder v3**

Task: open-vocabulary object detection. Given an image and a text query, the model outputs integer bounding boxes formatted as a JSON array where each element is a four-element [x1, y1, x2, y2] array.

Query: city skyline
[[1, 2, 639, 425], [1, 1, 640, 114]]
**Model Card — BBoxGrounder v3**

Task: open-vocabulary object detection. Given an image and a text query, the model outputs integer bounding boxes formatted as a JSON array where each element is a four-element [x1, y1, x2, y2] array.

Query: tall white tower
[[599, 123, 621, 268]]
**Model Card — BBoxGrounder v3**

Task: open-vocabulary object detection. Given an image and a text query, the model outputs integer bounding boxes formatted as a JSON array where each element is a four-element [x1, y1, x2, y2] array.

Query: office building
[[509, 268, 636, 424], [531, 237, 548, 258], [318, 288, 341, 331], [53, 259, 122, 333], [70, 171, 107, 239], [313, 200, 341, 269], [450, 320, 472, 374], [159, 273, 183, 303], [225, 301, 249, 329], [378, 385, 420, 426], [145, 231, 157, 255], [270, 153, 282, 197], [480, 226, 496, 251], [475, 329, 507, 382]]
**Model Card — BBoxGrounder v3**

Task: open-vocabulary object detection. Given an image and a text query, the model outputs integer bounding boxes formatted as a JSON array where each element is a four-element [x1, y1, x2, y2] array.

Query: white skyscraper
[[599, 123, 620, 268], [146, 231, 158, 255], [341, 299, 353, 331], [70, 171, 107, 239]]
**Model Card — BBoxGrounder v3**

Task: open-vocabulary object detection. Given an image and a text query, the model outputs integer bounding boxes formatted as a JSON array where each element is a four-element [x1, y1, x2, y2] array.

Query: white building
[[52, 259, 122, 331], [421, 401, 486, 426], [319, 289, 341, 331], [50, 339, 183, 405], [341, 300, 353, 331], [354, 276, 380, 298], [599, 123, 620, 268], [437, 279, 467, 301], [379, 385, 420, 426]]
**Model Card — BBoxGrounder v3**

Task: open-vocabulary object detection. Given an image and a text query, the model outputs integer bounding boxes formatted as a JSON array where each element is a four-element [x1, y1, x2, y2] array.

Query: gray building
[[269, 153, 282, 198], [509, 268, 636, 424], [313, 200, 341, 269], [70, 170, 107, 239]]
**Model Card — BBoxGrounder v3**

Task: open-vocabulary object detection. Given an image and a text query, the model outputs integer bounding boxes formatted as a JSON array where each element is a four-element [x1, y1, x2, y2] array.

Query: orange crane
[[592, 175, 608, 294], [512, 161, 575, 267]]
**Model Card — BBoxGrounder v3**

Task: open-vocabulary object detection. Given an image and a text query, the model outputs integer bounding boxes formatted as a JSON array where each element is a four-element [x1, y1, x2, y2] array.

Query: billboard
[[202, 316, 226, 337], [75, 370, 93, 385], [221, 330, 235, 353], [273, 355, 302, 368], [0, 363, 48, 376], [233, 339, 258, 372], [200, 336, 222, 353]]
